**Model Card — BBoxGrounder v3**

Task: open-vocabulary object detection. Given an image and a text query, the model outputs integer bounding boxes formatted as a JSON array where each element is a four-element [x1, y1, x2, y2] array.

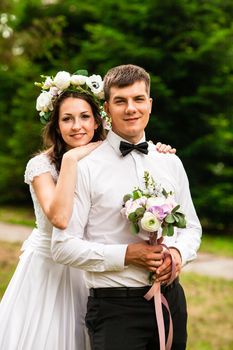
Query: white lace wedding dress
[[0, 153, 90, 350]]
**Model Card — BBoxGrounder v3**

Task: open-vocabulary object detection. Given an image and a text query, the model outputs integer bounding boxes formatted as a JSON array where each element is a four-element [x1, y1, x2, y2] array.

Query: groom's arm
[[51, 197, 128, 272], [156, 156, 202, 283], [51, 198, 166, 273], [163, 156, 202, 266], [52, 210, 169, 275]]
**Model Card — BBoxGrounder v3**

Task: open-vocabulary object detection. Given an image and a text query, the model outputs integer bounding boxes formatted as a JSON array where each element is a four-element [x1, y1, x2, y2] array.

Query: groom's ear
[[149, 97, 153, 114], [104, 101, 110, 116]]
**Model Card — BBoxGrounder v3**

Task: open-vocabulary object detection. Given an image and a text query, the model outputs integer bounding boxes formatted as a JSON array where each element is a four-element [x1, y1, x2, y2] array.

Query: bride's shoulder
[[26, 152, 51, 167], [24, 152, 56, 184]]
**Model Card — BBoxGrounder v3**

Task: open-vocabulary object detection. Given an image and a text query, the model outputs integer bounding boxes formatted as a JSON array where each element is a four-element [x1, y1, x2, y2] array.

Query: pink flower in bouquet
[[165, 195, 178, 211], [148, 205, 168, 221], [121, 196, 147, 217], [147, 195, 178, 221]]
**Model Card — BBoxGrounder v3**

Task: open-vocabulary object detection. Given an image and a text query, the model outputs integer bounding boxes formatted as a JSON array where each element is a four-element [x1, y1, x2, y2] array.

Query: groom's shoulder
[[148, 142, 183, 167], [147, 141, 170, 159], [79, 139, 110, 166]]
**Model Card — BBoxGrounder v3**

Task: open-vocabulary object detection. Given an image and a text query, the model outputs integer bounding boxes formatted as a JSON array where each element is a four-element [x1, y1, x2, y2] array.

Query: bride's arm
[[32, 142, 101, 229], [32, 141, 174, 229]]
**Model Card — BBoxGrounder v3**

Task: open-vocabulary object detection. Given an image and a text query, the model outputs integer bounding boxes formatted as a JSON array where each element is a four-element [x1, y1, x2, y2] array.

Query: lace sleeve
[[24, 153, 58, 184]]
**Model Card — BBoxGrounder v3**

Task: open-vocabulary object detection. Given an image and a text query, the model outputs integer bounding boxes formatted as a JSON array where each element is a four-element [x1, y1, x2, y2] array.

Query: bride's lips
[[70, 133, 86, 139]]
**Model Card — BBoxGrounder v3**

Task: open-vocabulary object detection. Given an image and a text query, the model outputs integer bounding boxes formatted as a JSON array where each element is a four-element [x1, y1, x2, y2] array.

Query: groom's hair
[[103, 64, 150, 101]]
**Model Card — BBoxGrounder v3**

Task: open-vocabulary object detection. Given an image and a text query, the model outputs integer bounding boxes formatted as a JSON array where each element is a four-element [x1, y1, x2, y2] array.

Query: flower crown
[[35, 69, 111, 130]]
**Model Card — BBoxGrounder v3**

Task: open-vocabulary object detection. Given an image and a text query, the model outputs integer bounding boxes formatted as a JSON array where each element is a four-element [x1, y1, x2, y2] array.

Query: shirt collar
[[107, 130, 146, 156]]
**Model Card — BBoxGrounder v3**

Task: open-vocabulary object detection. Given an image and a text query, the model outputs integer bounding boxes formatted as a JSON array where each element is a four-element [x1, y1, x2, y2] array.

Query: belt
[[89, 278, 179, 298]]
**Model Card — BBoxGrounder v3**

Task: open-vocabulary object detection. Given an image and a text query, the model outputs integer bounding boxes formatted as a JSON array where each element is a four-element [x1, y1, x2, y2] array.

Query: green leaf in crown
[[73, 69, 88, 76]]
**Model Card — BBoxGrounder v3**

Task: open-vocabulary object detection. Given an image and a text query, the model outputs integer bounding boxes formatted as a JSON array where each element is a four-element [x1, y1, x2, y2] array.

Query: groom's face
[[104, 81, 152, 144]]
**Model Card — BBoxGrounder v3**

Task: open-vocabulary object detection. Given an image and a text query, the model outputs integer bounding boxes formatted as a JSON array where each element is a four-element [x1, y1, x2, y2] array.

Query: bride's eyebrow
[[62, 111, 91, 117]]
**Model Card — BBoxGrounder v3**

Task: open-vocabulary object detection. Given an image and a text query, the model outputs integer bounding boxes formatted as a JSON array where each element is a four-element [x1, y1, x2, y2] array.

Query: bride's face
[[58, 97, 98, 149]]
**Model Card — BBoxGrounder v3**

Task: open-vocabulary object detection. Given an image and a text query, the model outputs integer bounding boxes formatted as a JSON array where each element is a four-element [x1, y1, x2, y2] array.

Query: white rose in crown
[[53, 71, 71, 90], [141, 212, 161, 232], [70, 74, 87, 86], [86, 75, 104, 95], [36, 91, 53, 112]]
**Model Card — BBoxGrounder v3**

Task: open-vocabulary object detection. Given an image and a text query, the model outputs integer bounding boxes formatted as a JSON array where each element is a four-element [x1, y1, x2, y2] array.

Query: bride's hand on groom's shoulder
[[155, 142, 176, 154]]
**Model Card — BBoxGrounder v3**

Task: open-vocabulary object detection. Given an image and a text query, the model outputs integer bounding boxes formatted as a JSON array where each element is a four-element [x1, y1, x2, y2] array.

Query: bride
[[0, 69, 175, 350]]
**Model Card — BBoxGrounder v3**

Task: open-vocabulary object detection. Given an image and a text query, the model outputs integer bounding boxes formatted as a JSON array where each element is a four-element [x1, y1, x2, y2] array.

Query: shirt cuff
[[104, 244, 128, 271]]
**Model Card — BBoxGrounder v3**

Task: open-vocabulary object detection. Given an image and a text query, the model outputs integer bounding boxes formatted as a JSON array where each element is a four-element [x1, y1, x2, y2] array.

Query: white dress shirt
[[52, 130, 202, 288]]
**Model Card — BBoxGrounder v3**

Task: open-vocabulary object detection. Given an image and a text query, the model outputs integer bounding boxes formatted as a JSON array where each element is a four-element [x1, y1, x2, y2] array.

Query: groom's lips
[[124, 117, 140, 122]]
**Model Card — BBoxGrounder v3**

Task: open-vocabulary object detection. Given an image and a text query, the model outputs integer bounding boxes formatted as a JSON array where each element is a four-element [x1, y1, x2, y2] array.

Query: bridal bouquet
[[121, 171, 186, 240]]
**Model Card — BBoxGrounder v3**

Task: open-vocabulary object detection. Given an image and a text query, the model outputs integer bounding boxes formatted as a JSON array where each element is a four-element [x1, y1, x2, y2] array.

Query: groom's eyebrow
[[113, 95, 125, 100], [112, 96, 126, 102], [113, 93, 147, 100]]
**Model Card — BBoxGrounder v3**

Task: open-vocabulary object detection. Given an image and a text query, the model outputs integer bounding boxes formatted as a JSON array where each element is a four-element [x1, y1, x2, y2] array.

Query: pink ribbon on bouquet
[[144, 244, 176, 350]]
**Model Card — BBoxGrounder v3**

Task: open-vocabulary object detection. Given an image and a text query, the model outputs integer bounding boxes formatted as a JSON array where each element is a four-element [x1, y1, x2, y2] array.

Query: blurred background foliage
[[0, 0, 232, 234]]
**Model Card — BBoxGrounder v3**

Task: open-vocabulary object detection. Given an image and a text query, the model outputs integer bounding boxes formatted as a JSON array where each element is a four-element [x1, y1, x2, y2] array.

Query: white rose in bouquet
[[141, 212, 161, 232], [146, 196, 166, 209]]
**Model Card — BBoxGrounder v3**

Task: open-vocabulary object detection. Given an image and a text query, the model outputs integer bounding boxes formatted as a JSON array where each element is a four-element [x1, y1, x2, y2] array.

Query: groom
[[52, 64, 202, 349]]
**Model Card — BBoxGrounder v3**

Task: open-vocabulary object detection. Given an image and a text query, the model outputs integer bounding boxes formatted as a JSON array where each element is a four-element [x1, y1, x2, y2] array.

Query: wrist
[[169, 247, 182, 266], [124, 245, 131, 265], [63, 150, 80, 162]]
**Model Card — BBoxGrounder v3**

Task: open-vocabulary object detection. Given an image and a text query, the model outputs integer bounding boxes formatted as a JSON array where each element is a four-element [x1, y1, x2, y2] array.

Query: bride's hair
[[42, 90, 106, 172]]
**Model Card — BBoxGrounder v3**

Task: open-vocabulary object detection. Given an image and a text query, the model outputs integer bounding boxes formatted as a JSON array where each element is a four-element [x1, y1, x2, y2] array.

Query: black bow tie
[[119, 141, 148, 156]]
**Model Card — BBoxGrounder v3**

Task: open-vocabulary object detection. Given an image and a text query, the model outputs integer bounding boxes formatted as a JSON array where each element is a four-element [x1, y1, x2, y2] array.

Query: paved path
[[182, 253, 233, 280], [0, 222, 233, 280], [0, 222, 32, 242]]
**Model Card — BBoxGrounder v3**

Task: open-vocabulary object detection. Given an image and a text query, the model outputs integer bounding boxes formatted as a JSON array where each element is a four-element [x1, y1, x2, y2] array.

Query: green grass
[[200, 233, 233, 258], [0, 241, 22, 298], [181, 273, 233, 350], [0, 206, 35, 227]]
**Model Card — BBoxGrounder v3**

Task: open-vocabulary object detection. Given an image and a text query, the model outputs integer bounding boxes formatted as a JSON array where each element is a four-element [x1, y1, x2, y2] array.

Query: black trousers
[[85, 281, 187, 350]]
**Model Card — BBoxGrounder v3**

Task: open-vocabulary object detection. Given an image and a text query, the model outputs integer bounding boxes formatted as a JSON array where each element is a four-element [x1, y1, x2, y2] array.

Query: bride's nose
[[72, 117, 81, 130]]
